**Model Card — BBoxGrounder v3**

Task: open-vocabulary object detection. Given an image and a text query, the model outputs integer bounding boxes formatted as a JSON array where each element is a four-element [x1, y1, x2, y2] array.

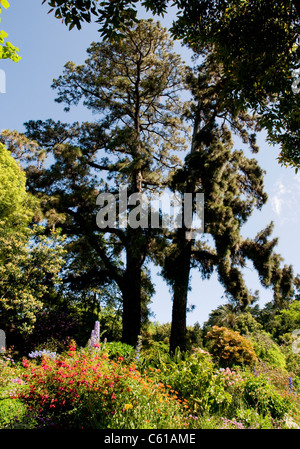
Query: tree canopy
[[0, 142, 32, 227], [44, 0, 300, 169], [0, 143, 65, 342], [0, 0, 20, 62]]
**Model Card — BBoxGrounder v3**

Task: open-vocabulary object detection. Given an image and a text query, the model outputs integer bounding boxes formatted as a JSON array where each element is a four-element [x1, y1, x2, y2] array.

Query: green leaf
[[0, 0, 10, 10]]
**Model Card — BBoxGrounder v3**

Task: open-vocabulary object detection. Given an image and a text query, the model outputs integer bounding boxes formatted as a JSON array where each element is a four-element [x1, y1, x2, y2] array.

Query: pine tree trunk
[[121, 227, 143, 347], [120, 61, 144, 348], [121, 271, 142, 347], [169, 231, 192, 354], [169, 114, 200, 354]]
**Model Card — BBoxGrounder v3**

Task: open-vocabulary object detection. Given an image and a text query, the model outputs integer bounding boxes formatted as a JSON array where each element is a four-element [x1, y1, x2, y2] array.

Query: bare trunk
[[121, 265, 142, 347], [169, 231, 193, 353], [169, 113, 201, 353]]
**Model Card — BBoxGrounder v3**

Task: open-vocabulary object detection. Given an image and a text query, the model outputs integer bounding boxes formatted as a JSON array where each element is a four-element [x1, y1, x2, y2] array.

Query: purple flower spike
[[90, 321, 100, 348]]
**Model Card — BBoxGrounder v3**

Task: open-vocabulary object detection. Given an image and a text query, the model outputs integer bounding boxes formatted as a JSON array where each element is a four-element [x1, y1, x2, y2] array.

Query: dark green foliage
[[43, 0, 99, 31], [232, 312, 263, 336], [45, 0, 300, 168], [24, 310, 80, 353], [164, 54, 295, 353], [104, 341, 135, 362]]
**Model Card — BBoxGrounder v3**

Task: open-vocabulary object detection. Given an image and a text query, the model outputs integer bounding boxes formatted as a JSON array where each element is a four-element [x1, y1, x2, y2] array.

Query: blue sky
[[1, 0, 300, 326]]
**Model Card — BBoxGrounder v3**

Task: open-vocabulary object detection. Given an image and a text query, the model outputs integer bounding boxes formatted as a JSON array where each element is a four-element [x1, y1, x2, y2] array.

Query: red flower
[[68, 342, 76, 351], [111, 392, 116, 400], [118, 357, 124, 362], [22, 359, 29, 368]]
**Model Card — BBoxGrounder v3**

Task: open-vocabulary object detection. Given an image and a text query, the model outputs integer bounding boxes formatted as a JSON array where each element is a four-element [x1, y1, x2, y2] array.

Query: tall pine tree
[[163, 55, 296, 353], [3, 20, 187, 347]]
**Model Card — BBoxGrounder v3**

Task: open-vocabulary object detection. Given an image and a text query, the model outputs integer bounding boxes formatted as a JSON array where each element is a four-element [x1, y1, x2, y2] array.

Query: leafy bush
[[285, 347, 300, 378], [145, 322, 171, 345], [0, 357, 15, 390], [235, 408, 274, 429], [138, 340, 170, 364], [272, 301, 300, 339], [241, 374, 292, 419], [0, 396, 28, 429], [104, 341, 135, 362], [143, 322, 203, 350], [250, 332, 286, 369], [144, 351, 232, 415], [0, 355, 34, 429], [232, 312, 263, 335], [205, 326, 258, 367]]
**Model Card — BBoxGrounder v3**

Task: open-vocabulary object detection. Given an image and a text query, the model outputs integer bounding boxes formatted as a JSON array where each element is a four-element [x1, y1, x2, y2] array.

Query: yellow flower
[[124, 403, 133, 410]]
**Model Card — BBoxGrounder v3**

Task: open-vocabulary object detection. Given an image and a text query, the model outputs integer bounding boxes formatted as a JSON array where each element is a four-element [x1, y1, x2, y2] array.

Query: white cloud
[[271, 195, 283, 216], [271, 180, 286, 216], [270, 176, 300, 225]]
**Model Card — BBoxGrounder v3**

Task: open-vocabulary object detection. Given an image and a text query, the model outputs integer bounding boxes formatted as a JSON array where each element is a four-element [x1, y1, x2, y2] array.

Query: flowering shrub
[[144, 352, 232, 415], [219, 417, 245, 429], [218, 367, 244, 393], [0, 355, 31, 429], [241, 374, 293, 419], [18, 343, 188, 429], [206, 326, 258, 367]]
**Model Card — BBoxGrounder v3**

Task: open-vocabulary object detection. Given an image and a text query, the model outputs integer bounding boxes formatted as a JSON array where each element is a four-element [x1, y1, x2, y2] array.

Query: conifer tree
[[3, 20, 187, 347], [163, 56, 296, 353]]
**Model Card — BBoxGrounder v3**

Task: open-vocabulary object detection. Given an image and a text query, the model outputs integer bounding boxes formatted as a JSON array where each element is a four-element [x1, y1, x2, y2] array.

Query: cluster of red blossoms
[[18, 343, 141, 427]]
